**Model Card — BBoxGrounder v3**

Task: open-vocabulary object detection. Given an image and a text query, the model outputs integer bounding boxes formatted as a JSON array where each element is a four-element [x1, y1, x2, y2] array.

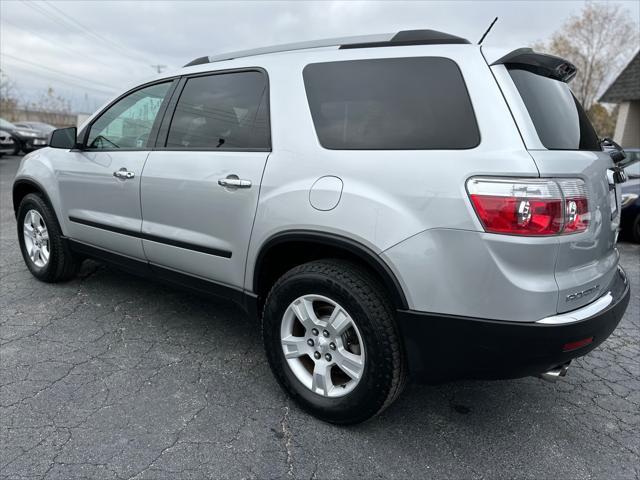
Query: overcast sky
[[1, 0, 639, 113]]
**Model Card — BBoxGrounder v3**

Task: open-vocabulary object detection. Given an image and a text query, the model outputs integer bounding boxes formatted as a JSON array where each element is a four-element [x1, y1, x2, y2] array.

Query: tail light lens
[[557, 179, 590, 233], [467, 178, 589, 236]]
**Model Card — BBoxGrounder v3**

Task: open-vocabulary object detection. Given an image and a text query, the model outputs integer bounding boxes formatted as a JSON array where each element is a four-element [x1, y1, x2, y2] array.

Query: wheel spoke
[[30, 210, 38, 227], [311, 362, 332, 396], [281, 335, 308, 359], [23, 222, 34, 237], [291, 297, 318, 329], [328, 306, 351, 335], [335, 350, 364, 380]]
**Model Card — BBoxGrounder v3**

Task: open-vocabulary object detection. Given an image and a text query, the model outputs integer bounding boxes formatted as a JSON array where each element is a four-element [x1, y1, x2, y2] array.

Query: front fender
[[13, 148, 67, 234]]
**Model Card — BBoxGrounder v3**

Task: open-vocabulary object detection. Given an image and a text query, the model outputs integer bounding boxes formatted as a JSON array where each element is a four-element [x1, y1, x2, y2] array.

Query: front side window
[[303, 57, 480, 150], [508, 68, 600, 150], [166, 71, 269, 149], [86, 82, 172, 149]]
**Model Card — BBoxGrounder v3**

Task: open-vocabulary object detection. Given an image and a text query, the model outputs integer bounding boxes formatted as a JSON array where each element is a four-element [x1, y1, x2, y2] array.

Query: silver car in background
[[12, 29, 630, 424]]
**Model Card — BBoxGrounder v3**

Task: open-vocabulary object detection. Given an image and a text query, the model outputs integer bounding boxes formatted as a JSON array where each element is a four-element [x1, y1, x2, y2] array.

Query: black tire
[[631, 214, 640, 244], [17, 193, 79, 282], [262, 259, 407, 424]]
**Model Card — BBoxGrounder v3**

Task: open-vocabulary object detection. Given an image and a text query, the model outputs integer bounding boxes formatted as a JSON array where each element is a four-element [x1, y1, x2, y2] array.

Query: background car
[[14, 121, 56, 136], [0, 128, 18, 156], [0, 118, 49, 154], [621, 149, 640, 243]]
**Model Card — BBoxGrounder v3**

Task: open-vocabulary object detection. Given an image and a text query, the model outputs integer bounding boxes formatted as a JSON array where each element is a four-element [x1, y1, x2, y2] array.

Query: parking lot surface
[[1, 154, 639, 479]]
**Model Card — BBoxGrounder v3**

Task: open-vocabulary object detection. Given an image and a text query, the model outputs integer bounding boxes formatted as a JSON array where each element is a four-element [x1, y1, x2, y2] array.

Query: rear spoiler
[[491, 48, 577, 83]]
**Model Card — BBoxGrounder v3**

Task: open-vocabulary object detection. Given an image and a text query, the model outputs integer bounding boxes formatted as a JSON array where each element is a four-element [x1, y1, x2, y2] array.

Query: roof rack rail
[[183, 29, 470, 67]]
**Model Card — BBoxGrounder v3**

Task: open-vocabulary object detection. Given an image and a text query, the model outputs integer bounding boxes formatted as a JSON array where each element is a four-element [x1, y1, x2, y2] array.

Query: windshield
[[0, 118, 16, 129], [508, 68, 600, 151]]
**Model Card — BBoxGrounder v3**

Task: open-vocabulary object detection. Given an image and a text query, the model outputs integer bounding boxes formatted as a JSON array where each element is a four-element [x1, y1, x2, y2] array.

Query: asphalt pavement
[[1, 154, 639, 479]]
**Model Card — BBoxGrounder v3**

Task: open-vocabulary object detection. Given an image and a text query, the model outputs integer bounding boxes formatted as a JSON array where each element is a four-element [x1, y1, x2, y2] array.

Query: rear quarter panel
[[244, 46, 541, 309]]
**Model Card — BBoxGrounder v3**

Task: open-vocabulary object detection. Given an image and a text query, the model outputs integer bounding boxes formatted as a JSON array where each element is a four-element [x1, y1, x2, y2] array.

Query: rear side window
[[303, 57, 480, 150], [508, 68, 600, 150], [166, 70, 269, 150]]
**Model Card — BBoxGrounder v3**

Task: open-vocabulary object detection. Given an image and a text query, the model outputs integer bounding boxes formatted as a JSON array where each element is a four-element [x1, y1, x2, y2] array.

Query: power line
[[2, 63, 115, 96], [1, 53, 119, 92], [20, 0, 149, 67], [40, 0, 151, 64], [0, 17, 118, 71], [3, 64, 114, 99]]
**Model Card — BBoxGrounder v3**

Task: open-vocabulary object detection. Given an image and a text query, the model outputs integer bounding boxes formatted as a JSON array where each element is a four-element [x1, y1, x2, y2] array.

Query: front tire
[[262, 259, 406, 424], [17, 193, 79, 282]]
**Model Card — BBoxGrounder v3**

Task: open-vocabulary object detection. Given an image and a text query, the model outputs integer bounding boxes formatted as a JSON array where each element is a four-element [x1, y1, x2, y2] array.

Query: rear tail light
[[466, 178, 589, 236]]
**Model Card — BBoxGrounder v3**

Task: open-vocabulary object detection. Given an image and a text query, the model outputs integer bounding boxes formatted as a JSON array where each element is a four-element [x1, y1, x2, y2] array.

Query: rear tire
[[17, 193, 79, 282], [631, 214, 640, 244], [262, 259, 406, 424]]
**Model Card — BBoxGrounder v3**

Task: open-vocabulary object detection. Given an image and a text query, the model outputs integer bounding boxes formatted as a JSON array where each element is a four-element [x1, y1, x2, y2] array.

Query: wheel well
[[253, 233, 408, 311], [12, 181, 44, 216]]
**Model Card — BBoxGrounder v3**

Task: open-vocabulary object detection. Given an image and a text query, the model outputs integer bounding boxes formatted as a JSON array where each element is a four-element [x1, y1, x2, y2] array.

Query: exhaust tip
[[538, 362, 571, 382]]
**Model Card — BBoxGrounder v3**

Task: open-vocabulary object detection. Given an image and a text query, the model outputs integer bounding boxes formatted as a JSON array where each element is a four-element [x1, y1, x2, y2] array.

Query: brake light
[[466, 178, 589, 236]]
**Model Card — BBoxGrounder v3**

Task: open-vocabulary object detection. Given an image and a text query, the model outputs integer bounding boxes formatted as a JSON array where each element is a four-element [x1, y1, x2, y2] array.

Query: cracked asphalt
[[1, 154, 639, 480]]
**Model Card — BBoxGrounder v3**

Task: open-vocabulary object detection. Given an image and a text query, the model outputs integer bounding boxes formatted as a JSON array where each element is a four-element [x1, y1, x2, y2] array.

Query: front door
[[59, 81, 174, 259], [140, 69, 270, 288]]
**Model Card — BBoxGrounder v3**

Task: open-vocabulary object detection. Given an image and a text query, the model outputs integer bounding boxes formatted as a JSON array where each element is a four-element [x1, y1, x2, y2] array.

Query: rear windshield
[[508, 68, 600, 151], [303, 57, 480, 150]]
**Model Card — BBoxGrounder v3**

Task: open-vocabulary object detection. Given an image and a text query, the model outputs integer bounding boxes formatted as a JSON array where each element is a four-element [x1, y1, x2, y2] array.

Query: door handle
[[113, 168, 135, 180], [218, 175, 251, 189]]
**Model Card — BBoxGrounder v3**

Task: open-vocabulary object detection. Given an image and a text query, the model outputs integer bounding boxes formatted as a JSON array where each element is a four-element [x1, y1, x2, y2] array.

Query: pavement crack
[[280, 403, 295, 478]]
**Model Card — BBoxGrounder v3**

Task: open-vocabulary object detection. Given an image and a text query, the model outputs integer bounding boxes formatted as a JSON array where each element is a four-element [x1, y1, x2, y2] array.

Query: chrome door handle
[[218, 175, 251, 189], [113, 168, 135, 179]]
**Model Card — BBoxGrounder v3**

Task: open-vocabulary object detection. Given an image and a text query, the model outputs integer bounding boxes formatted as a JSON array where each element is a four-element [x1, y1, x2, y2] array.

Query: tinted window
[[87, 82, 171, 149], [508, 68, 600, 150], [166, 71, 269, 149], [303, 57, 479, 150]]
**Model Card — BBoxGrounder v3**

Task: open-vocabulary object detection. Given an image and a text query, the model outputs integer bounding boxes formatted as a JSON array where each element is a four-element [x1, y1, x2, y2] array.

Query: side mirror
[[49, 127, 78, 149]]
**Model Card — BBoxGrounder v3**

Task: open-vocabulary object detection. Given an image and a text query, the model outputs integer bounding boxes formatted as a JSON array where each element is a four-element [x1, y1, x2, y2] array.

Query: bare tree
[[30, 87, 71, 114], [535, 2, 639, 110], [0, 69, 19, 119]]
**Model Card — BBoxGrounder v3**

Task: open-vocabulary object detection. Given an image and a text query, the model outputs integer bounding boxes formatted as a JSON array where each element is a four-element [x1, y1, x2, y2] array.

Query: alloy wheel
[[280, 294, 365, 397], [23, 209, 50, 268]]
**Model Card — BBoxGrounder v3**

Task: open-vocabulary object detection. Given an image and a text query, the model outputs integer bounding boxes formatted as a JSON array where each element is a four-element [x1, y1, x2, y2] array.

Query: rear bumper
[[396, 266, 630, 382]]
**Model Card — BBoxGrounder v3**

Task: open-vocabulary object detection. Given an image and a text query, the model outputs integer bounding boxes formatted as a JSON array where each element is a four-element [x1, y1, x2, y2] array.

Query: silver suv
[[12, 30, 631, 424]]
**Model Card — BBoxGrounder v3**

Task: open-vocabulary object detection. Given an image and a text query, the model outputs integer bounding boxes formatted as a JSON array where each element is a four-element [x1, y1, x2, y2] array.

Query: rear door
[[140, 69, 270, 288], [493, 62, 620, 313], [59, 81, 175, 258]]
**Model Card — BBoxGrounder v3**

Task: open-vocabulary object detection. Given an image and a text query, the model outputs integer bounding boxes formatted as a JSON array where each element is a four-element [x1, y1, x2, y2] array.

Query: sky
[[1, 0, 639, 113]]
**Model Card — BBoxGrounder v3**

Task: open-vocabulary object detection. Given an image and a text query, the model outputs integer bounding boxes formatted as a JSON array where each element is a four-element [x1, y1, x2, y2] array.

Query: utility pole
[[151, 64, 167, 74]]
